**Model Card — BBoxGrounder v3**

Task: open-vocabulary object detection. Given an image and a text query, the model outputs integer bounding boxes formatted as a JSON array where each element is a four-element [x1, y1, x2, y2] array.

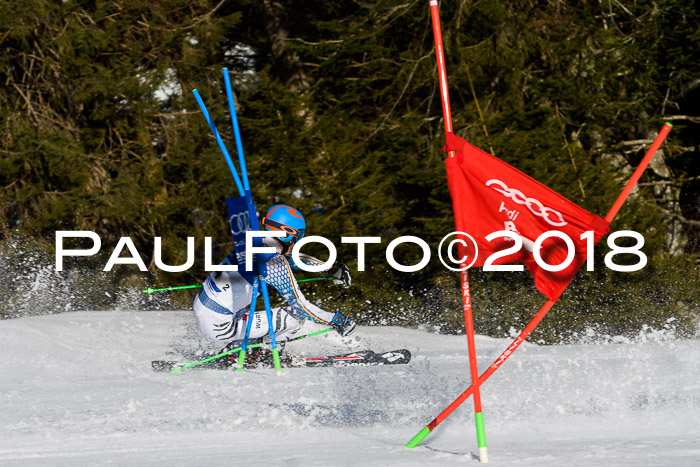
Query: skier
[[193, 204, 356, 365]]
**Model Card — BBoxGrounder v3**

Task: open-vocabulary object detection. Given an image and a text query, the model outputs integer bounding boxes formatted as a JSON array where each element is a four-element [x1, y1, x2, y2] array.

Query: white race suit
[[193, 251, 336, 344]]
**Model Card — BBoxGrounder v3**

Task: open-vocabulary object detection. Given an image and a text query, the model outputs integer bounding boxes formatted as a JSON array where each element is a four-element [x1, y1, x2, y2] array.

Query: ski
[[295, 349, 411, 367], [152, 348, 411, 372]]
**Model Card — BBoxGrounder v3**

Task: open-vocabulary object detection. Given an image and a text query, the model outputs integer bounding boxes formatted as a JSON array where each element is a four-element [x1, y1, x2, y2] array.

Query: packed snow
[[1, 311, 698, 466]]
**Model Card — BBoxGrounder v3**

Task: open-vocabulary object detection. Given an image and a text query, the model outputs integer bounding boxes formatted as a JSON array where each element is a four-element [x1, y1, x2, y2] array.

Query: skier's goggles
[[261, 218, 305, 243]]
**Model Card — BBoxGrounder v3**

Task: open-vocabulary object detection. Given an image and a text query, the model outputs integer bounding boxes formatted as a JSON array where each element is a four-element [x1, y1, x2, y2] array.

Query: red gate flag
[[445, 133, 610, 301]]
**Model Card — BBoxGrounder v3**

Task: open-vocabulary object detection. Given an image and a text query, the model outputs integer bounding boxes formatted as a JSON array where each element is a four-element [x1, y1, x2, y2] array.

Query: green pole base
[[236, 350, 246, 372], [406, 426, 431, 448], [272, 348, 282, 373], [475, 412, 488, 462], [475, 412, 487, 447]]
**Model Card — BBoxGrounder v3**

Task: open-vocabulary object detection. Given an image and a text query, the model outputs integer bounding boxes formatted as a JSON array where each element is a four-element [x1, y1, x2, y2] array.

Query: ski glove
[[330, 312, 357, 337], [329, 262, 351, 288]]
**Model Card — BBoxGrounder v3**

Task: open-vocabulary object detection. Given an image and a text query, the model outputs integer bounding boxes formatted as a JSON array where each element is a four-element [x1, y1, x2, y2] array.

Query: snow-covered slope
[[1, 311, 698, 466]]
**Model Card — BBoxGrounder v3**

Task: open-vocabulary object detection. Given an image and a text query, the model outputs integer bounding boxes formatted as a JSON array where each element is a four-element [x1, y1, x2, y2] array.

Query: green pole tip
[[406, 426, 431, 448], [475, 412, 487, 447], [143, 288, 153, 294], [665, 122, 673, 127], [272, 349, 282, 373], [236, 351, 246, 372]]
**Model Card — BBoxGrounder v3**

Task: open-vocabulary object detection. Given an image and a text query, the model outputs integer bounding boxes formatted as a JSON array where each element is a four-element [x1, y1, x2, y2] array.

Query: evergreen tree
[[1, 0, 697, 340]]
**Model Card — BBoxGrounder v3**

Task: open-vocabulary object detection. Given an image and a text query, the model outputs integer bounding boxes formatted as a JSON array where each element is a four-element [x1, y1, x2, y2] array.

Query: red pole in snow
[[428, 0, 488, 461], [407, 123, 673, 448]]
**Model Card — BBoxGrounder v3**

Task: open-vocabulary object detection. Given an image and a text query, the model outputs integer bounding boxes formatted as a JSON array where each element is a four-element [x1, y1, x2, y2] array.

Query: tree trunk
[[646, 137, 688, 257], [259, 0, 310, 94]]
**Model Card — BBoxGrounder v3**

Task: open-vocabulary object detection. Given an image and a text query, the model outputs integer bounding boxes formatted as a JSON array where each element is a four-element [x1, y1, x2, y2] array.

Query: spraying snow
[[1, 311, 698, 466]]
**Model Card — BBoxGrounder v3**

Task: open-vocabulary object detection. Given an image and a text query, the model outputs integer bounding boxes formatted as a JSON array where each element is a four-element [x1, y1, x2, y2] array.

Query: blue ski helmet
[[262, 205, 306, 243]]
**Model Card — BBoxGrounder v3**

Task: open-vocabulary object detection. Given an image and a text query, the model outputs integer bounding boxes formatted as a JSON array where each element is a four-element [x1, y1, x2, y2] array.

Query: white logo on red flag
[[486, 179, 567, 227], [445, 134, 610, 301]]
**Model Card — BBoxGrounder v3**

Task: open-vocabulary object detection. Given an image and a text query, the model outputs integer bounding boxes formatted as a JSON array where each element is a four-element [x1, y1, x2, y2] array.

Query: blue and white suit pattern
[[193, 253, 336, 343]]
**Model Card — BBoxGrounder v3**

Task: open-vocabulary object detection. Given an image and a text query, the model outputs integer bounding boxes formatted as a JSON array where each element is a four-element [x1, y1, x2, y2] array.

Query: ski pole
[[298, 277, 336, 283], [143, 277, 333, 294], [172, 340, 264, 374], [171, 327, 334, 373], [143, 284, 203, 294]]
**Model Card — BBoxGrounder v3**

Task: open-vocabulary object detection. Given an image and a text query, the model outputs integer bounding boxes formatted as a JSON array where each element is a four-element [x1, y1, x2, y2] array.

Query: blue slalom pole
[[192, 89, 245, 197], [259, 277, 282, 373], [236, 277, 260, 371], [222, 69, 250, 194], [221, 69, 259, 230]]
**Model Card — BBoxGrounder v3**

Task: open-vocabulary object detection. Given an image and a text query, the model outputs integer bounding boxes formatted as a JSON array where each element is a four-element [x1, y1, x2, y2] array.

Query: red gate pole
[[429, 0, 488, 461], [406, 123, 673, 448]]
